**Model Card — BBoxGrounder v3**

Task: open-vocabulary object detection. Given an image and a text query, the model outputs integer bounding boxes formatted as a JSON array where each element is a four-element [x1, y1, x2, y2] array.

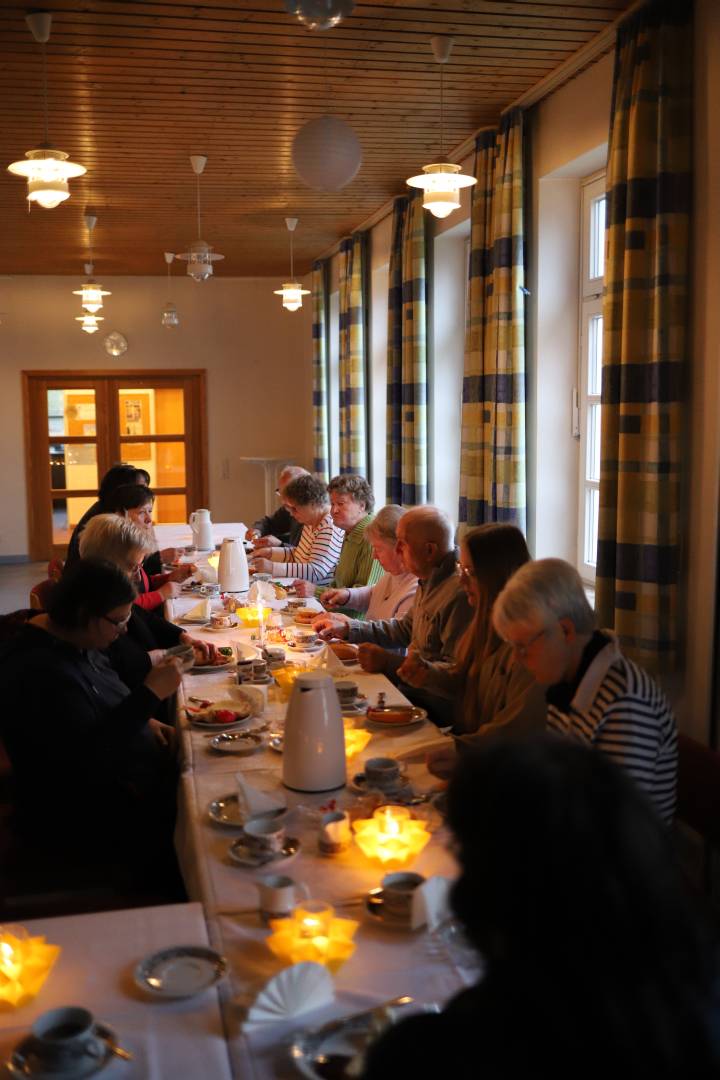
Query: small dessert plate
[[7, 1023, 119, 1080], [135, 945, 227, 998], [228, 835, 300, 867], [190, 659, 235, 674], [209, 731, 266, 755], [208, 794, 286, 827], [349, 773, 413, 799]]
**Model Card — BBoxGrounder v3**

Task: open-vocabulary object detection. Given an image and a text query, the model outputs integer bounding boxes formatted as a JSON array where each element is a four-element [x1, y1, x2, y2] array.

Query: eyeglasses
[[503, 626, 547, 659], [102, 613, 132, 630]]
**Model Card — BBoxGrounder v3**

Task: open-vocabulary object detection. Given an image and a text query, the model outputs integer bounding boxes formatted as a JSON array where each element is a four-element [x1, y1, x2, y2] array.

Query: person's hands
[[148, 717, 177, 750], [179, 633, 216, 665], [245, 528, 260, 543], [258, 535, 282, 548], [426, 746, 457, 781], [167, 563, 196, 583], [357, 643, 391, 674], [144, 657, 182, 699], [313, 613, 350, 640], [159, 546, 183, 564], [250, 557, 273, 574], [292, 580, 316, 598], [396, 652, 430, 687], [159, 580, 182, 601], [148, 648, 166, 666], [320, 587, 351, 609]]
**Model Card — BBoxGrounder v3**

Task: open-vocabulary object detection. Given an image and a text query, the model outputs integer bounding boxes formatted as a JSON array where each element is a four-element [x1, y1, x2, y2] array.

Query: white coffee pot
[[189, 508, 213, 551], [217, 536, 249, 593], [282, 672, 346, 793]]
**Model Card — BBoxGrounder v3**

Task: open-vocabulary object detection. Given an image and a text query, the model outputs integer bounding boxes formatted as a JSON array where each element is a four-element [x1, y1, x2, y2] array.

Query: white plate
[[188, 701, 251, 730], [190, 658, 235, 674], [210, 730, 266, 755], [134, 946, 227, 998], [208, 794, 286, 827]]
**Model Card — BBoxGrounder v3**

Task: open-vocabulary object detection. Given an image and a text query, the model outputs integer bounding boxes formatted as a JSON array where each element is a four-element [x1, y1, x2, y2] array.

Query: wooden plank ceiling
[[0, 0, 631, 277]]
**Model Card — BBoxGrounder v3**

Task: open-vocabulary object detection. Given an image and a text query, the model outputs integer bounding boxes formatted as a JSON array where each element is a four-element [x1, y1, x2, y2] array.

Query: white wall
[[0, 274, 313, 557]]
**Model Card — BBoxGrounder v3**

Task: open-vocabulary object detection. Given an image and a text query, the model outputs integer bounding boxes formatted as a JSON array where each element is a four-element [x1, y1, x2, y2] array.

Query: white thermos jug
[[189, 508, 213, 551], [217, 536, 249, 593], [282, 672, 346, 793]]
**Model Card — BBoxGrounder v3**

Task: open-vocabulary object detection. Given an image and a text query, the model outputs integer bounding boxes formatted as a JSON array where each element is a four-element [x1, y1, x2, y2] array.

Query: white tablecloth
[[0, 904, 233, 1079], [155, 522, 248, 551]]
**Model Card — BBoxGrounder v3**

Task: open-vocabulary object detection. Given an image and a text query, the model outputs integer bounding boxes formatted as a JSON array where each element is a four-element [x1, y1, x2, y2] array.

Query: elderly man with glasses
[[492, 558, 678, 823], [246, 465, 308, 548]]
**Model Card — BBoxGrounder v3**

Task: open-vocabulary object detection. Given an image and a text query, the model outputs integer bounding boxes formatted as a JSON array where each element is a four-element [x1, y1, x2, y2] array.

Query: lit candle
[[266, 901, 357, 969], [352, 804, 431, 865], [0, 925, 60, 1008]]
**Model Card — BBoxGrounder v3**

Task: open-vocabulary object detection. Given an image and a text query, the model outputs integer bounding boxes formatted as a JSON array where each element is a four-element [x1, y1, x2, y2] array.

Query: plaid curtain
[[311, 258, 330, 480], [338, 232, 368, 475], [386, 194, 428, 505], [596, 0, 692, 670], [458, 109, 526, 530]]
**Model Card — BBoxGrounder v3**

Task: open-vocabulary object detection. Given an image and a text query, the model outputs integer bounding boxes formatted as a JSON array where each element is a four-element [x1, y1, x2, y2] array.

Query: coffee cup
[[335, 679, 358, 705], [294, 628, 318, 646], [381, 871, 426, 919], [243, 813, 286, 853], [256, 874, 310, 921], [210, 611, 234, 629], [318, 810, 352, 855], [364, 756, 405, 790], [252, 659, 268, 682], [31, 1007, 103, 1069], [236, 659, 254, 683], [286, 597, 304, 611]]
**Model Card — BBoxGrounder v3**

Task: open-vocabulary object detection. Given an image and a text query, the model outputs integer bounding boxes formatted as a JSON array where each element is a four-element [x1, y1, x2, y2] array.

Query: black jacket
[[252, 505, 303, 547]]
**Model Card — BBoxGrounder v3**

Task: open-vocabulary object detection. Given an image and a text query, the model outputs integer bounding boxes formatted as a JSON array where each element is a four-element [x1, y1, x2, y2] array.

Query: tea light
[[257, 603, 266, 647], [266, 901, 358, 969], [352, 804, 431, 865], [0, 925, 60, 1008], [207, 553, 220, 572], [343, 721, 371, 758], [236, 606, 272, 628]]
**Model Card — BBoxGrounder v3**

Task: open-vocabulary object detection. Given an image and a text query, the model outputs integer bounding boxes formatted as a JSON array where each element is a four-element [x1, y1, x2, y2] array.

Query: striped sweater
[[546, 634, 677, 823], [270, 513, 343, 584]]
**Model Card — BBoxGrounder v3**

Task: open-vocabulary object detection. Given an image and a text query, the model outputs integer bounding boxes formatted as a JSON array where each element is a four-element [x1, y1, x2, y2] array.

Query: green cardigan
[[316, 512, 383, 618]]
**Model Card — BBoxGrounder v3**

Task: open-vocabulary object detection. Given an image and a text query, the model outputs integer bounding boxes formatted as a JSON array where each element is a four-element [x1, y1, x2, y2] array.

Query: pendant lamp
[[284, 0, 354, 31], [75, 313, 104, 335], [72, 215, 111, 314], [274, 218, 310, 312], [161, 253, 179, 327], [406, 36, 476, 219], [176, 156, 224, 282], [7, 13, 86, 209]]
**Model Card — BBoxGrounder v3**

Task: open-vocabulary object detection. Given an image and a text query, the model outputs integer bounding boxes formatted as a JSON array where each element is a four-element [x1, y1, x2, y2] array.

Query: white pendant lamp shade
[[7, 14, 86, 208], [72, 263, 111, 314], [284, 0, 354, 31], [407, 162, 476, 219], [176, 156, 224, 282], [75, 313, 104, 334], [162, 252, 179, 327], [8, 149, 86, 209], [274, 218, 310, 312], [292, 116, 361, 192], [407, 35, 476, 219]]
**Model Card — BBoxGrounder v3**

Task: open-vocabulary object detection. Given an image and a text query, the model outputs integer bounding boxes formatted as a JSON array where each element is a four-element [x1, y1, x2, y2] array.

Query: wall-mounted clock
[[104, 331, 128, 358]]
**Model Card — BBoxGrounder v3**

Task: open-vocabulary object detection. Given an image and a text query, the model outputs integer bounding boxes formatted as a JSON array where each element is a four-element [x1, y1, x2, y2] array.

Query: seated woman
[[363, 737, 720, 1079], [250, 474, 343, 586], [79, 514, 214, 699], [110, 483, 195, 611], [64, 462, 150, 567], [0, 559, 183, 881], [315, 505, 418, 658], [396, 523, 545, 775]]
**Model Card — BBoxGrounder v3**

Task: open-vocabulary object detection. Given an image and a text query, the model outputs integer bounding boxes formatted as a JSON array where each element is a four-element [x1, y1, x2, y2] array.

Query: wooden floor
[[0, 562, 46, 614]]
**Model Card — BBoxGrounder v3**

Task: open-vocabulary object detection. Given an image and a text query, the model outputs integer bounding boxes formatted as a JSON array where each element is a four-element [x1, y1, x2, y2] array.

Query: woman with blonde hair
[[398, 523, 546, 770]]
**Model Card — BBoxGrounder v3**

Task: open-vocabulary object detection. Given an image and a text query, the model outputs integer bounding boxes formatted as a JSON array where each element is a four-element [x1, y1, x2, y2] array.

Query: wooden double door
[[24, 369, 208, 560]]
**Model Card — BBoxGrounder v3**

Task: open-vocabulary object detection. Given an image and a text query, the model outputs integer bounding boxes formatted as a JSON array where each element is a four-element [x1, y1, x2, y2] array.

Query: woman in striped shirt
[[250, 474, 343, 585]]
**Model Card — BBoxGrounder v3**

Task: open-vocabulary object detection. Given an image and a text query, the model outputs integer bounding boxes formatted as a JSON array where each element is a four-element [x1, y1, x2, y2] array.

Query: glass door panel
[[52, 494, 95, 547], [117, 387, 185, 437], [47, 389, 97, 436], [154, 493, 187, 524], [120, 441, 186, 489], [49, 444, 98, 490]]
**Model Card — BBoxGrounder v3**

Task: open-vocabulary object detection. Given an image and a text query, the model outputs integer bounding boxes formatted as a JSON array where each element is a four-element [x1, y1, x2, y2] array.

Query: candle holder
[[352, 804, 431, 866], [236, 605, 272, 629], [266, 901, 358, 970], [343, 720, 372, 759], [0, 925, 60, 1008]]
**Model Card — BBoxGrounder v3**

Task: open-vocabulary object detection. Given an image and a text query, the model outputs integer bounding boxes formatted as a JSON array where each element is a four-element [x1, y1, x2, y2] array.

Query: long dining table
[[167, 587, 477, 1080]]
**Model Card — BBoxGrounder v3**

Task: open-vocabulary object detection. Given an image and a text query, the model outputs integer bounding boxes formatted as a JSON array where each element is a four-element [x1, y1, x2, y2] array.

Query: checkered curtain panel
[[338, 232, 368, 475], [311, 258, 330, 481], [386, 194, 428, 505], [595, 0, 692, 670], [458, 109, 526, 530]]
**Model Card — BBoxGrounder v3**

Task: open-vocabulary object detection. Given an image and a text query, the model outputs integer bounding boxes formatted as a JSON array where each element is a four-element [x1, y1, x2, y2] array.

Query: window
[[577, 174, 606, 582]]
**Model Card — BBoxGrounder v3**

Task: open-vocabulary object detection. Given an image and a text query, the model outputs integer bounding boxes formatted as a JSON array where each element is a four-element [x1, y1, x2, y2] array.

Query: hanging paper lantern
[[292, 116, 362, 192]]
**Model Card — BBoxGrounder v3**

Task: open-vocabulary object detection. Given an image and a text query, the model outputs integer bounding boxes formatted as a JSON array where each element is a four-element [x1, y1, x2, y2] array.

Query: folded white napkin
[[244, 962, 334, 1031], [411, 875, 452, 931], [184, 598, 212, 622], [236, 775, 287, 817], [248, 580, 276, 605]]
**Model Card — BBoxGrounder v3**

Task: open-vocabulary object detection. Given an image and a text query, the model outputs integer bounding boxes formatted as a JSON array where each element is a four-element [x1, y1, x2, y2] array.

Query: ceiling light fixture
[[284, 0, 354, 31], [274, 218, 310, 312], [176, 156, 224, 283], [161, 252, 179, 328], [406, 36, 476, 219], [75, 313, 104, 335], [72, 214, 111, 314], [7, 12, 86, 209]]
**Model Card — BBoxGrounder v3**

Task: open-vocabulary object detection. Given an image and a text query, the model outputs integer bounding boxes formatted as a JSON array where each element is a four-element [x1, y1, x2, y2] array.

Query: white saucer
[[349, 773, 412, 798], [209, 730, 266, 755], [7, 1024, 118, 1079], [205, 621, 238, 632], [190, 659, 235, 674], [208, 794, 286, 827], [228, 835, 300, 867], [135, 945, 227, 998]]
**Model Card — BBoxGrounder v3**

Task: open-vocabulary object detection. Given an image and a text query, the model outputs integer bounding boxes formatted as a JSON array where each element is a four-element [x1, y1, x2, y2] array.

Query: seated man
[[315, 506, 472, 725], [294, 475, 383, 616], [246, 465, 308, 548], [492, 557, 678, 823]]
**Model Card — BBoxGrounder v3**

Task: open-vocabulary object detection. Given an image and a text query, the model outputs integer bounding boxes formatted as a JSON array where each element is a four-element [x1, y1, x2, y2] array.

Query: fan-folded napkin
[[236, 775, 287, 817]]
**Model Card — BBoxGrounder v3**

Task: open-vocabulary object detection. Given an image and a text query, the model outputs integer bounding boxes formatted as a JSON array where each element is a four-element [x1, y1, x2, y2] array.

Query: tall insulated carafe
[[282, 672, 346, 792], [217, 536, 249, 593]]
